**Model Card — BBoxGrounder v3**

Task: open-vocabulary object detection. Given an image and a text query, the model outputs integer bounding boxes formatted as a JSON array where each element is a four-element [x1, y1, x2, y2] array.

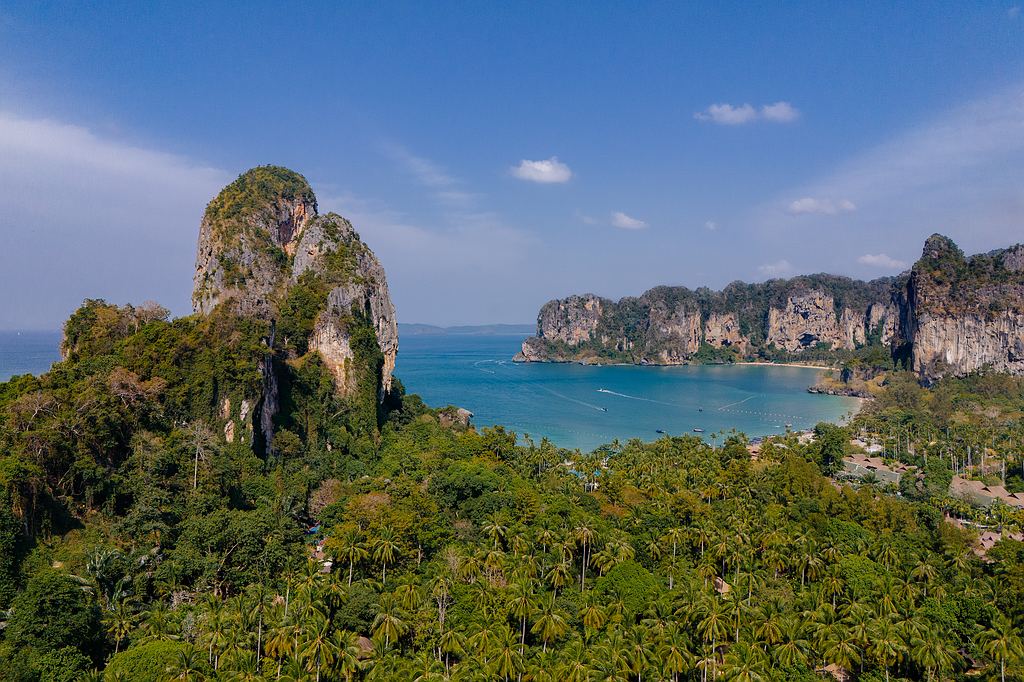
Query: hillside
[[1, 174, 1022, 681], [516, 235, 1024, 382]]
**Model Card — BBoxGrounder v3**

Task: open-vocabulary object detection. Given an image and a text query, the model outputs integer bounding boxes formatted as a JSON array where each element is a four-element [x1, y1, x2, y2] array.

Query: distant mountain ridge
[[400, 323, 535, 336], [516, 234, 1024, 382]]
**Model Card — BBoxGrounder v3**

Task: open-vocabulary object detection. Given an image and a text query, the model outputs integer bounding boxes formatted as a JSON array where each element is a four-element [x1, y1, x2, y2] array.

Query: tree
[[5, 569, 103, 664], [373, 526, 401, 585], [978, 614, 1024, 682], [531, 597, 569, 652]]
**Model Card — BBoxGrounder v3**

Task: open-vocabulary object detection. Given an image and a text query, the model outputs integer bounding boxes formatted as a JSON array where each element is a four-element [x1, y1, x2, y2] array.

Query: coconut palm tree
[[868, 617, 906, 682], [332, 527, 369, 586], [301, 613, 338, 682], [978, 614, 1024, 682], [531, 596, 569, 652], [910, 627, 960, 682], [104, 598, 138, 654], [167, 644, 209, 681], [774, 616, 810, 671], [721, 641, 768, 682], [373, 525, 401, 585], [573, 523, 597, 592], [482, 512, 509, 550], [372, 593, 408, 648], [507, 581, 536, 652]]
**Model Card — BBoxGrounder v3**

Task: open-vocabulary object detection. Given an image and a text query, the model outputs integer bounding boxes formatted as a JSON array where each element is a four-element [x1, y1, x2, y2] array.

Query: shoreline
[[741, 361, 836, 370]]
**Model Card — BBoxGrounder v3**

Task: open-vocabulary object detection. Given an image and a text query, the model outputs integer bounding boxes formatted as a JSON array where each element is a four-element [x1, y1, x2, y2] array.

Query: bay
[[396, 334, 861, 451], [0, 330, 862, 452]]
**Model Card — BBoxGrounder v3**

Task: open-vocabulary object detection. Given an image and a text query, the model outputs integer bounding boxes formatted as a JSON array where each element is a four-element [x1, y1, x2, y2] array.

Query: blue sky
[[1, 2, 1022, 328]]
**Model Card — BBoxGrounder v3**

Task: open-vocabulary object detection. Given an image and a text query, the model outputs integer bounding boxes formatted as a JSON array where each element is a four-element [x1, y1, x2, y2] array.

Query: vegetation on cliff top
[[2, 299, 1024, 680], [203, 166, 316, 231]]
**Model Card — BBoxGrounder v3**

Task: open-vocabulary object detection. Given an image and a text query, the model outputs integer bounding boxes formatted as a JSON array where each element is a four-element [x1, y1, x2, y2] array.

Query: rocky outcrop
[[535, 294, 609, 346], [291, 214, 398, 396], [703, 313, 747, 352], [191, 167, 399, 448], [766, 291, 854, 352], [518, 234, 1024, 382], [193, 167, 317, 318], [895, 235, 1024, 382]]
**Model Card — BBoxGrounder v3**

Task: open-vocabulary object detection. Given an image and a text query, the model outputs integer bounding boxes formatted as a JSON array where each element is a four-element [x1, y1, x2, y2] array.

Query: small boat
[[693, 428, 705, 433], [785, 423, 792, 428], [655, 429, 666, 434], [600, 407, 608, 412]]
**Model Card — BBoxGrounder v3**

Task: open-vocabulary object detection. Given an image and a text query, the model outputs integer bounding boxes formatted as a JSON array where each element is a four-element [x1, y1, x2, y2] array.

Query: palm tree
[[167, 644, 208, 681], [372, 593, 407, 648], [662, 527, 686, 589], [868, 617, 906, 682], [658, 624, 693, 682], [978, 614, 1024, 682], [507, 581, 536, 652], [531, 596, 569, 652], [373, 525, 401, 585], [491, 624, 524, 681], [482, 512, 509, 550], [332, 527, 369, 586], [721, 641, 767, 682], [574, 523, 597, 592], [696, 598, 729, 680], [823, 625, 861, 673], [301, 613, 338, 682], [911, 627, 960, 682], [104, 599, 138, 654], [774, 616, 810, 671], [141, 601, 179, 642], [545, 560, 572, 596]]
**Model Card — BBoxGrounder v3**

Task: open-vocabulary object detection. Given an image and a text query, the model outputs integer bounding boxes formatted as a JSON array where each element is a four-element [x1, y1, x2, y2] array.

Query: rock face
[[518, 234, 1024, 382], [894, 235, 1024, 382], [291, 214, 398, 396], [535, 294, 609, 346], [192, 167, 399, 446]]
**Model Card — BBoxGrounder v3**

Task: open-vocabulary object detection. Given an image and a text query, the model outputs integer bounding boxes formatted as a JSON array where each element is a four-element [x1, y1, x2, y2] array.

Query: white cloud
[[510, 156, 572, 183], [0, 111, 229, 327], [694, 103, 757, 125], [704, 220, 718, 231], [787, 197, 857, 215], [758, 259, 793, 276], [611, 211, 647, 230], [857, 253, 908, 270], [760, 101, 801, 123], [695, 101, 800, 125]]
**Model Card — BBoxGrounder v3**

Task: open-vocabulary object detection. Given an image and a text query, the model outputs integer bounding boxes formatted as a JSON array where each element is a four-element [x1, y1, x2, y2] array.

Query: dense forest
[[1, 299, 1023, 681]]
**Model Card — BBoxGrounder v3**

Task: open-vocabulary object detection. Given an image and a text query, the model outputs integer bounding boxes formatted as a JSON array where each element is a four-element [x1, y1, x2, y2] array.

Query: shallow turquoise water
[[395, 334, 861, 451], [0, 330, 861, 452]]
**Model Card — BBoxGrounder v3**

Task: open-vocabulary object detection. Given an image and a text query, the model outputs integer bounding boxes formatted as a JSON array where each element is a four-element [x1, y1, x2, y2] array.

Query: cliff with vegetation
[[4, 172, 1024, 681], [191, 166, 398, 450], [517, 234, 1024, 381]]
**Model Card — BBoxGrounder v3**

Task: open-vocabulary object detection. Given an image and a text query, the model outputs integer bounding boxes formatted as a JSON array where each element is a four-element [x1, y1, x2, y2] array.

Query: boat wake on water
[[538, 386, 608, 412], [596, 388, 685, 409]]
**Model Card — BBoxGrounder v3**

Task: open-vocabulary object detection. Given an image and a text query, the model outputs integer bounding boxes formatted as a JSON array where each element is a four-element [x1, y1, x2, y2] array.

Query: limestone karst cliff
[[516, 235, 1024, 381], [894, 235, 1024, 381], [192, 166, 398, 448]]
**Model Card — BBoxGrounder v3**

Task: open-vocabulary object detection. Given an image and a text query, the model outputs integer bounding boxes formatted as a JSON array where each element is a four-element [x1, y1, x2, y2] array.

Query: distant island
[[400, 322, 535, 336], [516, 234, 1024, 384]]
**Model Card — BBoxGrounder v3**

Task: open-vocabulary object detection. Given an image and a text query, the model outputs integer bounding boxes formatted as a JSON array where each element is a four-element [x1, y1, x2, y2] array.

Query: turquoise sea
[[0, 331, 860, 451], [396, 334, 861, 451]]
